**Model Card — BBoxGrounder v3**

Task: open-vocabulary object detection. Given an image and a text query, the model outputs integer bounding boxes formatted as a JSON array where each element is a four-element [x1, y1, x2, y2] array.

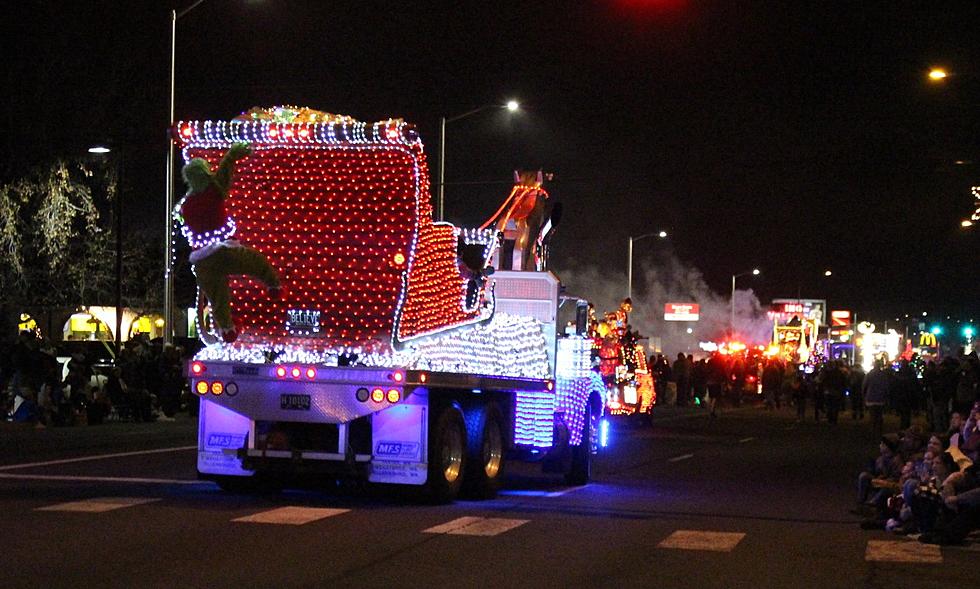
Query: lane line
[[668, 454, 694, 462], [233, 506, 350, 525], [0, 473, 204, 485], [545, 485, 588, 497], [0, 446, 198, 471], [36, 497, 161, 513], [739, 437, 755, 443], [658, 530, 746, 552]]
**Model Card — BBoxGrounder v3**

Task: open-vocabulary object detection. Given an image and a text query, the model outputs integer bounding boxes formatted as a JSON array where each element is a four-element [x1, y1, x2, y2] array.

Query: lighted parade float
[[173, 106, 605, 501], [593, 299, 655, 416]]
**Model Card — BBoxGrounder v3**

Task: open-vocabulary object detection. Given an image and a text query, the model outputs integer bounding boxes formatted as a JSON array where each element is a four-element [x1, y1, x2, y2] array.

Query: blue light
[[599, 418, 610, 448], [964, 326, 975, 338], [930, 325, 942, 335]]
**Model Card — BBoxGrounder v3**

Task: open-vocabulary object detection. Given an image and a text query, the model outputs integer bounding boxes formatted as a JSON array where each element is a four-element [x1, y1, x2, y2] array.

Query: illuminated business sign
[[768, 298, 827, 326], [664, 303, 700, 321], [918, 332, 938, 348], [831, 310, 852, 326]]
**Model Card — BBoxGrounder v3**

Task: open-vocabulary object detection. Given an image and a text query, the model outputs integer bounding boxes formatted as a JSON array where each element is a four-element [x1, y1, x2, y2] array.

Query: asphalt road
[[1, 404, 976, 589]]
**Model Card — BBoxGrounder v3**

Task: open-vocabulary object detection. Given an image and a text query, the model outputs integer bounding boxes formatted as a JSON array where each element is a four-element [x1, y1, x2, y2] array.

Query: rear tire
[[425, 404, 467, 503], [462, 403, 506, 499], [565, 398, 597, 485]]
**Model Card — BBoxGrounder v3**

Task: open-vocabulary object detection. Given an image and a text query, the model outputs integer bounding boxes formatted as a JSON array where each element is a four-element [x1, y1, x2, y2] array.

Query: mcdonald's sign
[[919, 332, 938, 348]]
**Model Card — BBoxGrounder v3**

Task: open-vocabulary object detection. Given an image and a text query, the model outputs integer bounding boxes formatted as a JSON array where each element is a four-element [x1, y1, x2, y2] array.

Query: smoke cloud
[[556, 253, 772, 356]]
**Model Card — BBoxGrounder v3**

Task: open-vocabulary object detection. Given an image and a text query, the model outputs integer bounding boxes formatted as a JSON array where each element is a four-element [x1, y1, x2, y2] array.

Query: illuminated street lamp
[[823, 269, 833, 277], [89, 144, 123, 358], [437, 100, 521, 221], [627, 231, 668, 300], [730, 269, 760, 336], [928, 67, 949, 82], [963, 219, 975, 228]]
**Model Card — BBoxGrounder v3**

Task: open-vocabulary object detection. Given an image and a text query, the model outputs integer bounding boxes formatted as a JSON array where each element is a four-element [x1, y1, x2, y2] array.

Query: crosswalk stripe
[[36, 497, 160, 513], [865, 540, 942, 564], [423, 516, 529, 536], [658, 530, 746, 552], [232, 506, 349, 525]]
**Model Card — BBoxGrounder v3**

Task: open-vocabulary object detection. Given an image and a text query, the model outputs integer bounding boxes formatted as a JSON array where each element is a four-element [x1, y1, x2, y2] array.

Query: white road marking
[[423, 516, 485, 534], [0, 473, 203, 485], [865, 540, 942, 564], [36, 497, 160, 513], [0, 446, 198, 471], [658, 530, 746, 552], [423, 516, 529, 536], [233, 506, 350, 525], [668, 454, 694, 462], [545, 485, 588, 497], [739, 437, 755, 443]]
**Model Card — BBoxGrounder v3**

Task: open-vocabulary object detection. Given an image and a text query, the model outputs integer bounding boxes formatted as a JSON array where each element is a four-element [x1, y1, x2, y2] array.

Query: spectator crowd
[[1, 330, 196, 427]]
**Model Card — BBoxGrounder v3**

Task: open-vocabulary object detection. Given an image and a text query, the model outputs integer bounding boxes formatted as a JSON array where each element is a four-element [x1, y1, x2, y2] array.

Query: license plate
[[280, 394, 311, 411]]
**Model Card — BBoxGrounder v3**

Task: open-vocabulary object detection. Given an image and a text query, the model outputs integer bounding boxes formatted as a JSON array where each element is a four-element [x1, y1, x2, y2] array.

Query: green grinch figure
[[175, 142, 281, 343]]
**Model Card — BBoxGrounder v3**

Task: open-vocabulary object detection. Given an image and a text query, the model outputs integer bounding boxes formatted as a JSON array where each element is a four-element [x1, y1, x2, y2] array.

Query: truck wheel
[[462, 403, 506, 499], [565, 399, 596, 485], [425, 404, 467, 503]]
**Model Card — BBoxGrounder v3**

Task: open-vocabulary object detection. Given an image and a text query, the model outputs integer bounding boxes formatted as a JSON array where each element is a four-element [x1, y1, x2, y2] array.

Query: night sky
[[4, 1, 978, 324]]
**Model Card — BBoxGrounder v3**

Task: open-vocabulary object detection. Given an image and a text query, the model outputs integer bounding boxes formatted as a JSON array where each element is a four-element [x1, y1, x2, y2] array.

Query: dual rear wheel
[[425, 403, 506, 503]]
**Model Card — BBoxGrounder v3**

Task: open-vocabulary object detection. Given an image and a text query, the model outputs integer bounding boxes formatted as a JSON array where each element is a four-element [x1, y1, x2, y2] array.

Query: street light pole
[[436, 101, 519, 221], [164, 0, 214, 345], [730, 268, 760, 337], [90, 145, 122, 358], [626, 231, 667, 300]]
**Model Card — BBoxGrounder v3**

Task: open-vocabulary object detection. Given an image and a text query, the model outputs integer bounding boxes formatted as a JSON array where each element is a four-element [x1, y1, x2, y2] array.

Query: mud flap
[[368, 403, 428, 485]]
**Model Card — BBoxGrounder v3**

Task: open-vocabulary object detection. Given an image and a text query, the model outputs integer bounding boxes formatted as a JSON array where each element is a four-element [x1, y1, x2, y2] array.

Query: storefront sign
[[664, 303, 699, 321]]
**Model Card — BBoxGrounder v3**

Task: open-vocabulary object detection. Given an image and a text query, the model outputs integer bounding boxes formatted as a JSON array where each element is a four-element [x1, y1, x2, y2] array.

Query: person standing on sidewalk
[[673, 353, 691, 407], [863, 359, 892, 439], [849, 363, 866, 420]]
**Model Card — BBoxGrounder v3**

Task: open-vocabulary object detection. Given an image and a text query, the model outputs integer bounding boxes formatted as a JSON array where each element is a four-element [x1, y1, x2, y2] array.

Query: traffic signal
[[930, 325, 942, 335], [964, 325, 975, 339]]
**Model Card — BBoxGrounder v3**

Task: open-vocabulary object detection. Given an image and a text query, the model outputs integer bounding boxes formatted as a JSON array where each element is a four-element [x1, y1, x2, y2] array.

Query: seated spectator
[[919, 449, 980, 545], [907, 451, 957, 535], [858, 435, 903, 506], [947, 412, 965, 445]]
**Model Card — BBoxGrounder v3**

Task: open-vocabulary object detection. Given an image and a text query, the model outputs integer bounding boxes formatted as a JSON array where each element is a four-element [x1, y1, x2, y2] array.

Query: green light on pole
[[930, 325, 942, 335], [964, 326, 975, 339]]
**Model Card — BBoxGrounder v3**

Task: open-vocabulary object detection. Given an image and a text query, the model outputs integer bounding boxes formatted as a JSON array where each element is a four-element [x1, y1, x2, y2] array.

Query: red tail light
[[191, 362, 205, 375]]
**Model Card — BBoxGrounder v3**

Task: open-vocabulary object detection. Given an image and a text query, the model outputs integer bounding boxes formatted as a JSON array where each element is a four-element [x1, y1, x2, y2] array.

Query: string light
[[178, 108, 602, 439], [174, 108, 492, 350]]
